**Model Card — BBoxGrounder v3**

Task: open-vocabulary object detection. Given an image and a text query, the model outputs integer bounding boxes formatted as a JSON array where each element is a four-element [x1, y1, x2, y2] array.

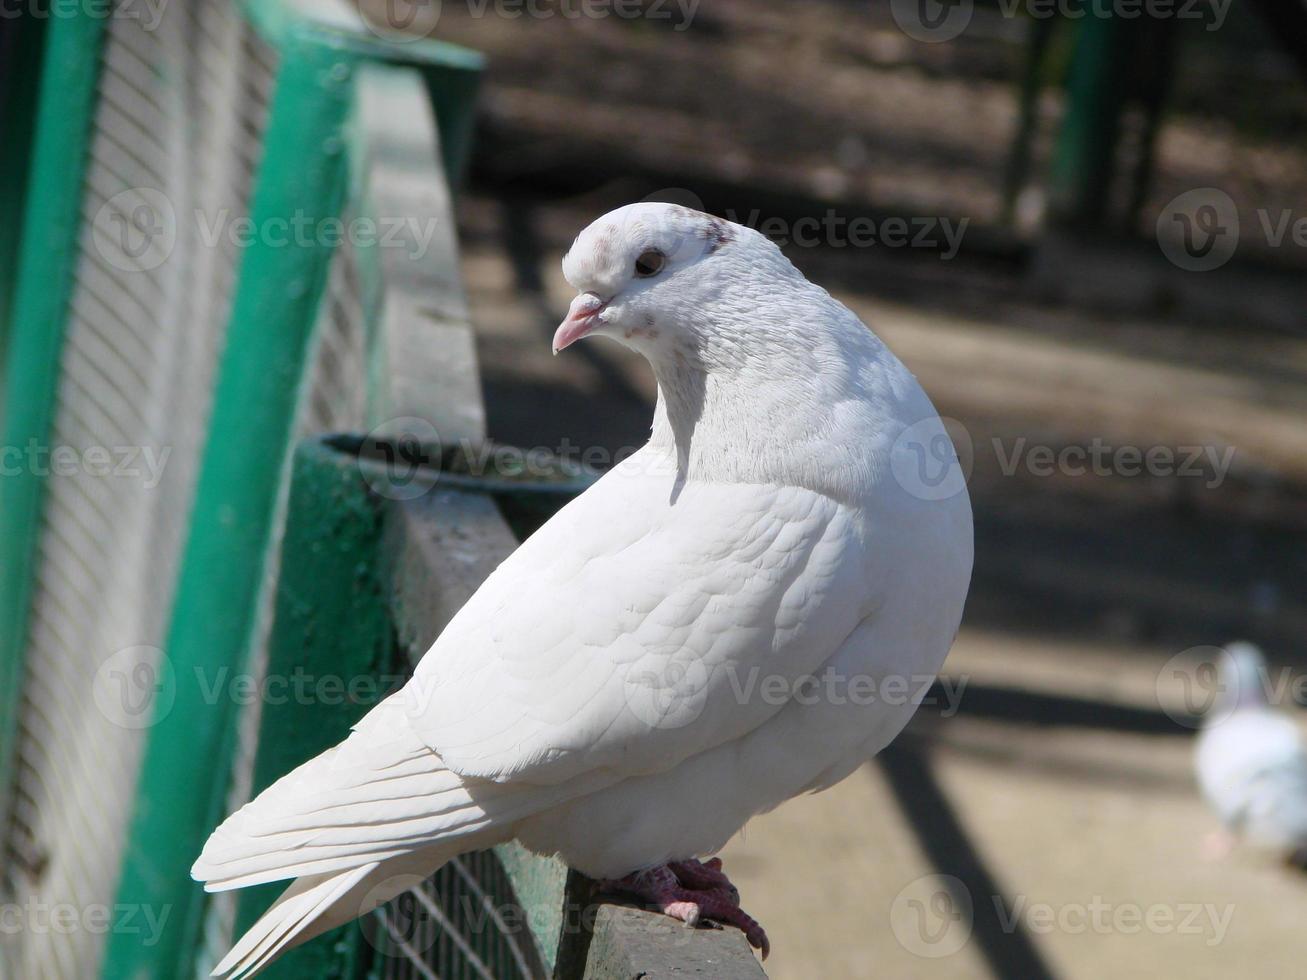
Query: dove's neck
[[645, 302, 923, 502]]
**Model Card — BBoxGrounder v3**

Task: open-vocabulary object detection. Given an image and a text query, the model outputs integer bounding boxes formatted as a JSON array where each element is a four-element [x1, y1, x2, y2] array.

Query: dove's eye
[[633, 249, 666, 278]]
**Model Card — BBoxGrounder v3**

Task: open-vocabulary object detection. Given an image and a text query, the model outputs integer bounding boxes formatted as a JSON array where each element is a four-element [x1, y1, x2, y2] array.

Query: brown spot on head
[[705, 217, 735, 254]]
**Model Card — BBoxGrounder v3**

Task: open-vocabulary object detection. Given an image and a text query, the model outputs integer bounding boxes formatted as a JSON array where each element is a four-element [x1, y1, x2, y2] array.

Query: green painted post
[[0, 10, 107, 845], [231, 438, 395, 978], [103, 27, 359, 980], [1047, 12, 1136, 230], [421, 63, 482, 185], [1000, 14, 1057, 226]]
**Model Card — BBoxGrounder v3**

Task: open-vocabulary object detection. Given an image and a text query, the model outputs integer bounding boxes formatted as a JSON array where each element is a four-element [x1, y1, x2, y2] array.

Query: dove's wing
[[404, 447, 882, 786], [1196, 710, 1307, 847]]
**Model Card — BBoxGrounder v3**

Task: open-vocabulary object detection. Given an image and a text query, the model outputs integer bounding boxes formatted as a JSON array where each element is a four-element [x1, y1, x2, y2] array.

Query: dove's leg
[[667, 857, 738, 896], [597, 859, 769, 957]]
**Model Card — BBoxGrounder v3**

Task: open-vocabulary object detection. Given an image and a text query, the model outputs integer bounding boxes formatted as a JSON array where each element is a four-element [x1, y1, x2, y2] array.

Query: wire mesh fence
[[365, 853, 545, 980], [2, 2, 274, 976]]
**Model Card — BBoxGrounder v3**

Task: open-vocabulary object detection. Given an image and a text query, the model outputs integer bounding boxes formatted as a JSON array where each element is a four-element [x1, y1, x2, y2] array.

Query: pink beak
[[553, 293, 608, 353]]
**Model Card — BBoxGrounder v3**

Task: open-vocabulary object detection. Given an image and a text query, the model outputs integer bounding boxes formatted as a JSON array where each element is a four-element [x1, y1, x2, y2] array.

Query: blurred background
[[2, 1, 1306, 978], [427, 1, 1307, 977]]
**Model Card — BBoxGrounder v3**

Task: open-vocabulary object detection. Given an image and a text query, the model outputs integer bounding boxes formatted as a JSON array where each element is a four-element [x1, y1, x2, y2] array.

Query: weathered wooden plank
[[579, 905, 768, 980], [383, 485, 516, 657], [352, 64, 486, 444]]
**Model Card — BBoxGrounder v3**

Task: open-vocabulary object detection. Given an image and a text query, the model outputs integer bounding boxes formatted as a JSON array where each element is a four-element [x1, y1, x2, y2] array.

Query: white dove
[[193, 202, 974, 976], [1194, 641, 1307, 864]]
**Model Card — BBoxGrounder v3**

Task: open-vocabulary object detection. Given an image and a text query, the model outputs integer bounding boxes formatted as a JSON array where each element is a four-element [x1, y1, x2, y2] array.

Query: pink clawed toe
[[597, 857, 769, 958]]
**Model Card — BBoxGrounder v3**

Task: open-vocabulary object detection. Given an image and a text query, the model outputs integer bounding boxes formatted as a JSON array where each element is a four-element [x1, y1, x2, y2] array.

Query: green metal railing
[[0, 2, 480, 978], [104, 13, 484, 980]]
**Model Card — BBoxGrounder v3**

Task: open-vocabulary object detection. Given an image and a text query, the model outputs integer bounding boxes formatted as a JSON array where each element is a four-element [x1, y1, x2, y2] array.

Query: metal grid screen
[[367, 852, 544, 980], [0, 3, 275, 977]]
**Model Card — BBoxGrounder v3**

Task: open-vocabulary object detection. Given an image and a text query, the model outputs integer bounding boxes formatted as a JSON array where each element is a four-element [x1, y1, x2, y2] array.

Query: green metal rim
[[241, 0, 485, 73]]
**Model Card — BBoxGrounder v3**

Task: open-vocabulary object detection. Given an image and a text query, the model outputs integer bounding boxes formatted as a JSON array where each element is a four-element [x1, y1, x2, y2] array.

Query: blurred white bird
[[193, 203, 974, 976], [1194, 641, 1307, 864]]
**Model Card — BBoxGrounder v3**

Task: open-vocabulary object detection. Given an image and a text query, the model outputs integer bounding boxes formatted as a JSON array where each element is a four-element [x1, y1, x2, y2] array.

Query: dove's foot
[[597, 858, 769, 958], [1201, 829, 1235, 862]]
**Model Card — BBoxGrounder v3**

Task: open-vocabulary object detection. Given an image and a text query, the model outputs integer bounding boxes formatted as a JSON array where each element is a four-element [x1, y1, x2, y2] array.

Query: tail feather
[[210, 854, 437, 979], [193, 695, 510, 890], [196, 693, 619, 976]]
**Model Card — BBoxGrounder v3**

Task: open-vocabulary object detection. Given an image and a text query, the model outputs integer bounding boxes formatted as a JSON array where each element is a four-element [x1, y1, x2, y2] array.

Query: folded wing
[[406, 453, 877, 786]]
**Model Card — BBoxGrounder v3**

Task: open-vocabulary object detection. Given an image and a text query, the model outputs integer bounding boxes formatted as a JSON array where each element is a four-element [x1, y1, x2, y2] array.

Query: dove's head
[[554, 203, 925, 497], [555, 203, 804, 365], [1208, 641, 1270, 720]]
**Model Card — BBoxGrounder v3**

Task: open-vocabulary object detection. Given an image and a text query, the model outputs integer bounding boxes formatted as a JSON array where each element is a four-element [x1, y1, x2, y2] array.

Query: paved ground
[[456, 192, 1307, 979]]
